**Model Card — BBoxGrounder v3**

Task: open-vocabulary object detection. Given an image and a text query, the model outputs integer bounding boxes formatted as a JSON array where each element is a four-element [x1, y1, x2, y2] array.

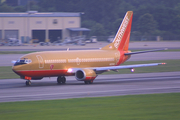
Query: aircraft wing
[[93, 63, 165, 71], [67, 63, 165, 73]]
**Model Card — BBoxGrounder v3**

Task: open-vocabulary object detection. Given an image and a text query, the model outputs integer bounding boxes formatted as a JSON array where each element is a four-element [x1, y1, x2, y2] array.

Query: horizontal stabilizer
[[124, 48, 168, 55]]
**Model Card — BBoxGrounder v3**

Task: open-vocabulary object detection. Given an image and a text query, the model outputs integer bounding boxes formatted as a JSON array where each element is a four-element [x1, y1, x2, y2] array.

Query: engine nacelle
[[75, 69, 97, 81]]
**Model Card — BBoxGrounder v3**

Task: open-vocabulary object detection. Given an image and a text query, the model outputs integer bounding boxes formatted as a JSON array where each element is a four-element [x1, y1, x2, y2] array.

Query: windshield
[[14, 59, 32, 66]]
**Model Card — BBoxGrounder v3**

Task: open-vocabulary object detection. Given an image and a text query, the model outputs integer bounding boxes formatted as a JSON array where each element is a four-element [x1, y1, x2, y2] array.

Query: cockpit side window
[[25, 59, 32, 63], [14, 59, 32, 66]]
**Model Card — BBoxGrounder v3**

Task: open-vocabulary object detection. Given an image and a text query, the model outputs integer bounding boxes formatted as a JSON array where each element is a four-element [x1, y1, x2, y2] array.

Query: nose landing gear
[[26, 80, 31, 86], [24, 76, 32, 86]]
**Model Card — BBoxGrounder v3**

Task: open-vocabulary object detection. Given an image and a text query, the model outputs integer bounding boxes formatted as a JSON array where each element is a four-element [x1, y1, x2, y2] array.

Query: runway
[[0, 72, 180, 103]]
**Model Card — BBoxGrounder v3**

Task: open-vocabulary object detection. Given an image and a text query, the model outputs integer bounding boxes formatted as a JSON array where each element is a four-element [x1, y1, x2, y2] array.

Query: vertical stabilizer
[[101, 11, 133, 51]]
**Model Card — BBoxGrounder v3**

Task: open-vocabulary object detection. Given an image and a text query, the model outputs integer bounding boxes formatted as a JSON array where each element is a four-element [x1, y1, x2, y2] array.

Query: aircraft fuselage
[[12, 49, 131, 79]]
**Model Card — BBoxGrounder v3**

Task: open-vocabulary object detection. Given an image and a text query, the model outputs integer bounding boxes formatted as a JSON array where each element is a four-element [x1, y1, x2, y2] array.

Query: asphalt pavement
[[0, 72, 180, 102]]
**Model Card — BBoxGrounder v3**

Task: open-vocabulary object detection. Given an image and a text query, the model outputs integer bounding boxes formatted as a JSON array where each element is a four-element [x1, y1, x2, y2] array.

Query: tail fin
[[101, 11, 133, 51]]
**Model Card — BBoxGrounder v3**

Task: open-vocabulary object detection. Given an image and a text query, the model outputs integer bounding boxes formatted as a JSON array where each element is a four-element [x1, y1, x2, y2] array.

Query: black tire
[[84, 81, 88, 84], [62, 76, 66, 84], [57, 76, 66, 84], [26, 80, 31, 86], [89, 80, 93, 84], [57, 76, 62, 84]]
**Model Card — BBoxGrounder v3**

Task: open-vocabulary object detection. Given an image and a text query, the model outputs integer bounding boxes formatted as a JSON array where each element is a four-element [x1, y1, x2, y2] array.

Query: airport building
[[0, 11, 90, 43]]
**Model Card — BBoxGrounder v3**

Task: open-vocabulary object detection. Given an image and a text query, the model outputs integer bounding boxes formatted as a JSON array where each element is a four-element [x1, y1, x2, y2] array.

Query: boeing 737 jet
[[12, 11, 166, 85]]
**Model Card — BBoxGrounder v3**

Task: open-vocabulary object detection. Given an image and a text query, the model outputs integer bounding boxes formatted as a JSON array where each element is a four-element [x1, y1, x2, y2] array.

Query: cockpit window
[[25, 59, 32, 63], [14, 59, 32, 66]]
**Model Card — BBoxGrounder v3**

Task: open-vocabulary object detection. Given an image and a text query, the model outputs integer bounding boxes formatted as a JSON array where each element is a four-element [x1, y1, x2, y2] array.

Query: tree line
[[1, 0, 180, 37]]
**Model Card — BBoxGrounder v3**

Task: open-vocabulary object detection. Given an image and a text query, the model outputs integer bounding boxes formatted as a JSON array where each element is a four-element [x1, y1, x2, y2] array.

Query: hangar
[[0, 11, 90, 43]]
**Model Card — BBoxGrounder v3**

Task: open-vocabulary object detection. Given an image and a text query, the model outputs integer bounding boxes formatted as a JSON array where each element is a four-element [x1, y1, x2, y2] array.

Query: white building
[[0, 11, 90, 43]]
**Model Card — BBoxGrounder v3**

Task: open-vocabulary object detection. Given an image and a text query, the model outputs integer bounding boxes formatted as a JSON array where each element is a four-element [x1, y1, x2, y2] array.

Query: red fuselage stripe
[[14, 69, 68, 77]]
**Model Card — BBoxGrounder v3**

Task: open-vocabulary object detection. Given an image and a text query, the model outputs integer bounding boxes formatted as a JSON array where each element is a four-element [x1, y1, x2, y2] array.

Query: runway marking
[[0, 86, 179, 99]]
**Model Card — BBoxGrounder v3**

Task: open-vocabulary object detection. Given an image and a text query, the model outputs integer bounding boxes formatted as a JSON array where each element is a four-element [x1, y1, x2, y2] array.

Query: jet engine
[[75, 69, 97, 81]]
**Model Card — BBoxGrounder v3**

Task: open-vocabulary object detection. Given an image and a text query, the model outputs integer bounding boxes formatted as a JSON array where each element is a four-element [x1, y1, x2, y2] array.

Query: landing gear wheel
[[89, 80, 93, 84], [84, 80, 93, 84], [57, 76, 66, 84], [84, 81, 88, 84], [26, 80, 31, 86], [57, 77, 62, 84], [61, 76, 66, 84]]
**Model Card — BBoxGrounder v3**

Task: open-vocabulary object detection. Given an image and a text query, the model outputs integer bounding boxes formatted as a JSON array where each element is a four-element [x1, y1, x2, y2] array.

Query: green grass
[[0, 66, 19, 79], [0, 93, 180, 120], [159, 49, 180, 52], [0, 51, 35, 54], [0, 59, 180, 79]]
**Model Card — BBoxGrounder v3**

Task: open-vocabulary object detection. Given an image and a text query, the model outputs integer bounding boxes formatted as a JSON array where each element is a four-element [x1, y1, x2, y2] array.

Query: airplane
[[12, 11, 166, 86]]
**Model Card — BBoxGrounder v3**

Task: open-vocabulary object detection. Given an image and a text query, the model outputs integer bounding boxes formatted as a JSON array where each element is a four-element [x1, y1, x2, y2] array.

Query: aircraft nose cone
[[12, 65, 18, 73], [12, 64, 24, 74], [12, 65, 24, 77]]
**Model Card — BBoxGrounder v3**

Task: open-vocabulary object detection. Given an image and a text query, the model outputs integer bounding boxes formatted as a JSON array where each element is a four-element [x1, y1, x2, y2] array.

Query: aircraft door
[[36, 55, 44, 68], [115, 52, 120, 65]]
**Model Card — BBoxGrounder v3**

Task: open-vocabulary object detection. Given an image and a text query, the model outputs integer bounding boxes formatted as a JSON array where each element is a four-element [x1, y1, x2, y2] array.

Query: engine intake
[[75, 69, 97, 81]]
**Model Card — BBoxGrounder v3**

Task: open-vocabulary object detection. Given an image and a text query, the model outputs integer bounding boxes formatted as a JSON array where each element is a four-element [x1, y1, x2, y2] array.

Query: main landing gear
[[57, 76, 66, 84], [26, 80, 31, 86], [84, 80, 93, 84]]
